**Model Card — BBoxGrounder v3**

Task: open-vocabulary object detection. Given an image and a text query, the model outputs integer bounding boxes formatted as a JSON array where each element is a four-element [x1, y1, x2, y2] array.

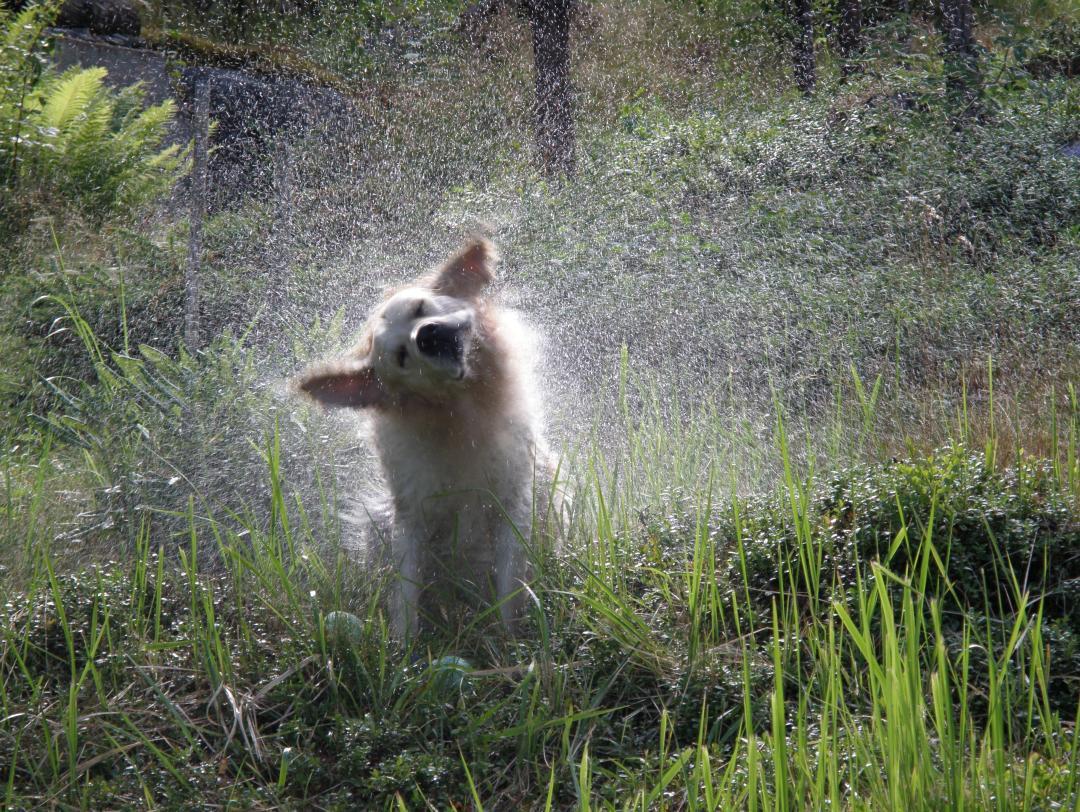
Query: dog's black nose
[[416, 322, 464, 362]]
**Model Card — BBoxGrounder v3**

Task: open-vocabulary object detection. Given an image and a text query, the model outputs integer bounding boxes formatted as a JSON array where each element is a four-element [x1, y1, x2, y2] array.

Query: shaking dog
[[297, 238, 559, 637]]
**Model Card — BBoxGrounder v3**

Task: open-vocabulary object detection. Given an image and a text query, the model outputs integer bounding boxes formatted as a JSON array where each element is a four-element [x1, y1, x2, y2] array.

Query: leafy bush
[[1023, 17, 1080, 79], [734, 446, 1080, 712], [0, 3, 185, 240], [443, 68, 1079, 416], [823, 450, 1080, 616], [26, 305, 356, 555]]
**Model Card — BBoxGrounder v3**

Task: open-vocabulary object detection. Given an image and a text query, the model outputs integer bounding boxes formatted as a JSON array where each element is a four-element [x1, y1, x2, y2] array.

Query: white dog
[[297, 238, 558, 638]]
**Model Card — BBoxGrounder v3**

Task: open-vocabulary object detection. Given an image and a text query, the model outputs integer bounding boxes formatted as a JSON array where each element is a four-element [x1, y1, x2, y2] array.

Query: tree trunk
[[941, 0, 974, 57], [838, 0, 862, 77], [940, 0, 979, 106], [525, 0, 575, 176], [793, 0, 816, 94]]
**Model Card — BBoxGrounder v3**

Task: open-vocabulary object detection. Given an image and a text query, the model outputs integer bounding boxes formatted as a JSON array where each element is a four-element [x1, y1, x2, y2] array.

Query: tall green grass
[[2, 338, 1078, 807], [2, 0, 1078, 804]]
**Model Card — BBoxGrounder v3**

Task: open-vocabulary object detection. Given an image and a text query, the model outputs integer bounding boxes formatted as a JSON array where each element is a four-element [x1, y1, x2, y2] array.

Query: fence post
[[270, 134, 292, 317], [185, 70, 209, 351]]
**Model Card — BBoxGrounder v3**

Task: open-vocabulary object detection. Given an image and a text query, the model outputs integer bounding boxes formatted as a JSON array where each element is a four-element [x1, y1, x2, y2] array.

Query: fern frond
[[3, 14, 183, 220], [109, 81, 146, 130], [2, 3, 57, 54], [62, 92, 113, 156], [40, 67, 108, 134], [0, 1, 58, 170], [114, 99, 176, 150]]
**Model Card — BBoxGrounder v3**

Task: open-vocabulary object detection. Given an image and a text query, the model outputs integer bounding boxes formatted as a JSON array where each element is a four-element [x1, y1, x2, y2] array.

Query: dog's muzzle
[[414, 319, 469, 367]]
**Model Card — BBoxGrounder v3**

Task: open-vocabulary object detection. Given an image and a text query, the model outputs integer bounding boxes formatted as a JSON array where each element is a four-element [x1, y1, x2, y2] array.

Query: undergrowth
[[2, 361, 1079, 807], [0, 3, 185, 243], [2, 1, 1079, 807]]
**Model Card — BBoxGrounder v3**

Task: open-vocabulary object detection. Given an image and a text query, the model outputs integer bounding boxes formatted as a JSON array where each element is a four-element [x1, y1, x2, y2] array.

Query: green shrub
[[448, 70, 1079, 413], [822, 450, 1080, 617], [1023, 17, 1080, 79], [734, 446, 1080, 712], [62, 347, 340, 546], [0, 3, 185, 241]]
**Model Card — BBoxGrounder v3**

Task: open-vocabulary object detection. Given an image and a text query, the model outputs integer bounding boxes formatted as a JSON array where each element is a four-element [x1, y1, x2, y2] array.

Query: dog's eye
[[397, 346, 408, 367], [413, 302, 425, 318]]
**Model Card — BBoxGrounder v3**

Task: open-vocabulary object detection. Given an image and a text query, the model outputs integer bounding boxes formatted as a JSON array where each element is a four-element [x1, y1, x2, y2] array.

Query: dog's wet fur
[[296, 238, 559, 638]]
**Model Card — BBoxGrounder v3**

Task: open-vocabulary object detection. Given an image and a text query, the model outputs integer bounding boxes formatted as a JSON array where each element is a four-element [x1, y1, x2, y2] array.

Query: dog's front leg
[[390, 525, 421, 640], [494, 520, 527, 632]]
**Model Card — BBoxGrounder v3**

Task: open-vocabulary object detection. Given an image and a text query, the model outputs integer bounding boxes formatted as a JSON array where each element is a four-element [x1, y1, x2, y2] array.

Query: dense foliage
[[2, 430, 1078, 806], [0, 0, 1078, 807], [0, 4, 184, 239]]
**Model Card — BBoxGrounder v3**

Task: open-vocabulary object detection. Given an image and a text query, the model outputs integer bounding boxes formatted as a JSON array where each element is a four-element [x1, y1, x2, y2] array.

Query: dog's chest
[[374, 415, 536, 530]]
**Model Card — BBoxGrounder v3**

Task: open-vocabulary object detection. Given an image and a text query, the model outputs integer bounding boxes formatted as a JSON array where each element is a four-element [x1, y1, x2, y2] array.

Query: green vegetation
[[142, 0, 469, 80], [1, 0, 1079, 807], [2, 367, 1079, 807], [0, 4, 185, 239]]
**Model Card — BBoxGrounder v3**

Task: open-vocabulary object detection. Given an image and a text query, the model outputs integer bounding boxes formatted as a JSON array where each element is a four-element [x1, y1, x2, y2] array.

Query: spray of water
[[27, 0, 1078, 542]]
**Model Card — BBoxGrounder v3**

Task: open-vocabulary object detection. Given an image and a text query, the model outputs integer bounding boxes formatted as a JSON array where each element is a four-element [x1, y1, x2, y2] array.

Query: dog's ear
[[295, 360, 385, 409], [429, 237, 497, 299]]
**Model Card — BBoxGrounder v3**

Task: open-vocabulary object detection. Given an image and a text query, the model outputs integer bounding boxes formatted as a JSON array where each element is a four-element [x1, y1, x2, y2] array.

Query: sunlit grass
[[2, 2, 1078, 805], [2, 341, 1078, 807]]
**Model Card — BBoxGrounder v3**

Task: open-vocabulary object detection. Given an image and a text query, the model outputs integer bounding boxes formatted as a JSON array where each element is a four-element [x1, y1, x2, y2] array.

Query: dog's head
[[296, 238, 497, 409]]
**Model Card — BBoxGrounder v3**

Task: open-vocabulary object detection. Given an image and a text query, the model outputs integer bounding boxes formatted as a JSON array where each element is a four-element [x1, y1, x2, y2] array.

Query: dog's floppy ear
[[295, 360, 385, 409], [429, 237, 497, 299]]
